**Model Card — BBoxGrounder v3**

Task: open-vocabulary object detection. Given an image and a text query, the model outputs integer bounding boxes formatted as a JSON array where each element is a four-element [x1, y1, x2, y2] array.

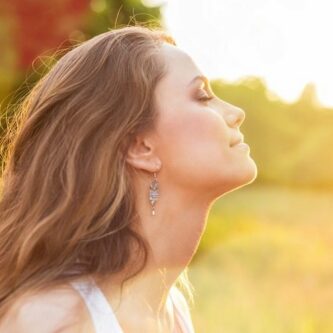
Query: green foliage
[[87, 0, 162, 35], [211, 77, 333, 189]]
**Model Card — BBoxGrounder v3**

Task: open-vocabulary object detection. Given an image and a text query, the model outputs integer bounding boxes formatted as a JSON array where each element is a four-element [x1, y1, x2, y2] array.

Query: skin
[[96, 42, 257, 332], [1, 42, 257, 333]]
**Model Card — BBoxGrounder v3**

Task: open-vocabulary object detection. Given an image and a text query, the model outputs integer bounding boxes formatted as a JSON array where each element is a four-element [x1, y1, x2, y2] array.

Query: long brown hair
[[0, 24, 193, 320]]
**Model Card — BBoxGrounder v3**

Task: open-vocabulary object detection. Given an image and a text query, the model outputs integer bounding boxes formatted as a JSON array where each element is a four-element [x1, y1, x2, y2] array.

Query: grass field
[[188, 183, 333, 333]]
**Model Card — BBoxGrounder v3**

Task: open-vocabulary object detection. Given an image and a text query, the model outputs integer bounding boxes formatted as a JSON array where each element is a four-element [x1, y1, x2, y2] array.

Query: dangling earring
[[149, 172, 159, 216]]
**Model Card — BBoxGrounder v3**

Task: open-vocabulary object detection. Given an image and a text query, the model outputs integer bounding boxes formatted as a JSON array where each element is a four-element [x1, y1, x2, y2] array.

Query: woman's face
[[153, 43, 257, 198]]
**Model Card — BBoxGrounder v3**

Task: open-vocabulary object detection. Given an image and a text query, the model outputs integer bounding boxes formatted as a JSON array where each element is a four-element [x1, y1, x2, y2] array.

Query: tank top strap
[[70, 277, 124, 333], [169, 287, 196, 333], [70, 277, 195, 333]]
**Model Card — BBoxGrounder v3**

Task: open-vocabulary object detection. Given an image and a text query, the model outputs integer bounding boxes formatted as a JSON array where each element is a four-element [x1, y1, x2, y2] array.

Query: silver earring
[[149, 172, 159, 216]]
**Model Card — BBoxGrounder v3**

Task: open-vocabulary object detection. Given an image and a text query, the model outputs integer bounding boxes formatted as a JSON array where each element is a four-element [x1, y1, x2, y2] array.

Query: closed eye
[[198, 95, 215, 102]]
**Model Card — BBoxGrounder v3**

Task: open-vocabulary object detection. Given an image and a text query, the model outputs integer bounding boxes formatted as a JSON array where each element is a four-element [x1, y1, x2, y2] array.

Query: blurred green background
[[0, 1, 332, 332]]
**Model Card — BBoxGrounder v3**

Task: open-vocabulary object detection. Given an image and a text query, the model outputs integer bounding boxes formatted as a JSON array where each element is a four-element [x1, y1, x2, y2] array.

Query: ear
[[125, 134, 161, 173]]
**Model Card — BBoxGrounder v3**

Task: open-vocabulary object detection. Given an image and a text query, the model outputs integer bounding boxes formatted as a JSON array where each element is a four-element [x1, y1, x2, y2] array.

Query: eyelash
[[198, 95, 214, 102]]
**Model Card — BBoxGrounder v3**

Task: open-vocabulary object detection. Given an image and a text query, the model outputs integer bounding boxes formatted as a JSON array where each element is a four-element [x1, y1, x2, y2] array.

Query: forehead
[[158, 43, 205, 88]]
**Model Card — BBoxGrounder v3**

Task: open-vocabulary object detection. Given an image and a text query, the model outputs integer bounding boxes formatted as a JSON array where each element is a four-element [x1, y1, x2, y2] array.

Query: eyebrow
[[188, 75, 209, 87]]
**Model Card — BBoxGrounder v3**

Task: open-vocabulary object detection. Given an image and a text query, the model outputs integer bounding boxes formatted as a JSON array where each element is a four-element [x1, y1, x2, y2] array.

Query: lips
[[230, 134, 244, 147]]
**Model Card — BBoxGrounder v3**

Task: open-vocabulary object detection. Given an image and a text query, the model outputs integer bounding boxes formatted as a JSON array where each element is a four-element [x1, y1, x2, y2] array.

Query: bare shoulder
[[0, 282, 94, 333]]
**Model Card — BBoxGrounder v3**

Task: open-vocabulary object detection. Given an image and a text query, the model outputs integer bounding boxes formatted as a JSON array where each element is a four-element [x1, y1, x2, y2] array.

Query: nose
[[225, 106, 245, 128]]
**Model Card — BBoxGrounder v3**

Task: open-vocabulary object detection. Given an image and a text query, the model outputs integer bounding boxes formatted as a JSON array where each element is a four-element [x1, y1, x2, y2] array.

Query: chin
[[221, 158, 258, 195], [234, 158, 258, 189], [207, 157, 258, 198]]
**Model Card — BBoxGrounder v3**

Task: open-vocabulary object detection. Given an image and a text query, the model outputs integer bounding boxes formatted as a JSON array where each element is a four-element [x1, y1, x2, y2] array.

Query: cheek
[[183, 111, 227, 153], [158, 109, 231, 183]]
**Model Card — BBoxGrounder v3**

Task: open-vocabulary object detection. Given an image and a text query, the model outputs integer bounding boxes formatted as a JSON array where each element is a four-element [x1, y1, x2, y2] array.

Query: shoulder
[[0, 283, 94, 333]]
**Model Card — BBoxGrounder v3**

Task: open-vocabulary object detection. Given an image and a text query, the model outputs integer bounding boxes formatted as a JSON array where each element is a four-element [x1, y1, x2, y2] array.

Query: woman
[[0, 25, 257, 332]]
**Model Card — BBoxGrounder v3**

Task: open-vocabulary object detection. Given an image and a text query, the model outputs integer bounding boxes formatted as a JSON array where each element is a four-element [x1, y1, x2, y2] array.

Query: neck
[[93, 179, 213, 331]]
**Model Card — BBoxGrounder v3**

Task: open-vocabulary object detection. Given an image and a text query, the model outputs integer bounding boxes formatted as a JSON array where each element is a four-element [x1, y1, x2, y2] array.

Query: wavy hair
[[0, 24, 193, 320]]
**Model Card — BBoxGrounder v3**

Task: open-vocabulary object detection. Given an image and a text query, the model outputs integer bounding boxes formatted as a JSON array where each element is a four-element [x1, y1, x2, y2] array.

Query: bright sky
[[143, 0, 333, 107]]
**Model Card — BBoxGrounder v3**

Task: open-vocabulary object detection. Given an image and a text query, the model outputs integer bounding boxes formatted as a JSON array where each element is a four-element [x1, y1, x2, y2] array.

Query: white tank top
[[70, 277, 195, 333]]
